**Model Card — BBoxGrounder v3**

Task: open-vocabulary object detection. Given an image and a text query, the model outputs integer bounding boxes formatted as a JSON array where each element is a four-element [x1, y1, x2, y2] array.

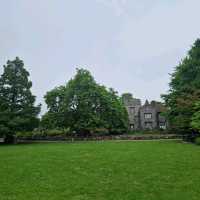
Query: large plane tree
[[42, 68, 128, 135]]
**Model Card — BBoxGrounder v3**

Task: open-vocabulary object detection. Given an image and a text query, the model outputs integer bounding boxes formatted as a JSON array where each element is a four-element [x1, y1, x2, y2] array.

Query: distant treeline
[[1, 39, 200, 142]]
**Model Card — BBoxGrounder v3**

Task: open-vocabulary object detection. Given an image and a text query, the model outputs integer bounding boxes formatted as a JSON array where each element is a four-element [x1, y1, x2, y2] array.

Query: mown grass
[[0, 141, 200, 200]]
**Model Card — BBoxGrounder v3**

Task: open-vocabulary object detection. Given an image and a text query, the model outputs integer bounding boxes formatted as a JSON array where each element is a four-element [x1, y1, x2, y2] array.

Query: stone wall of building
[[122, 94, 167, 131], [140, 100, 158, 130], [122, 94, 141, 130]]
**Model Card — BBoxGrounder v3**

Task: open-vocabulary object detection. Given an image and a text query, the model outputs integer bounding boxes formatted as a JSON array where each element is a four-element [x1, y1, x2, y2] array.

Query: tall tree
[[191, 101, 200, 132], [41, 86, 66, 129], [162, 39, 200, 133], [100, 88, 128, 133], [0, 57, 40, 140], [42, 68, 128, 135]]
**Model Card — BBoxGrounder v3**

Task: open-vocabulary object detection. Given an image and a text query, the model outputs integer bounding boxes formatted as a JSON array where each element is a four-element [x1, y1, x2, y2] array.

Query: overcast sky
[[0, 0, 200, 114]]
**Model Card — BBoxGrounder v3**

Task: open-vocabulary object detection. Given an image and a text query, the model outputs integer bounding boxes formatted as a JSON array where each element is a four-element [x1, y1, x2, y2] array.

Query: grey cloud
[[0, 0, 199, 114]]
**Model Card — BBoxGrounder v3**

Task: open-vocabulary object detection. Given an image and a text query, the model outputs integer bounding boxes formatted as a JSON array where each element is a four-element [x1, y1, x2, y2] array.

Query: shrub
[[45, 129, 65, 137], [127, 129, 167, 135], [44, 128, 70, 137], [91, 128, 109, 136], [16, 130, 46, 139], [109, 128, 127, 135], [16, 128, 72, 139], [16, 131, 34, 138], [32, 130, 46, 138], [127, 130, 137, 135], [195, 137, 200, 145]]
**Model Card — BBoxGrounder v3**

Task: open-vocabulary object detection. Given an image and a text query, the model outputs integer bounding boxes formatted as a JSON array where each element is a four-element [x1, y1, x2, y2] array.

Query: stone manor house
[[122, 94, 167, 131]]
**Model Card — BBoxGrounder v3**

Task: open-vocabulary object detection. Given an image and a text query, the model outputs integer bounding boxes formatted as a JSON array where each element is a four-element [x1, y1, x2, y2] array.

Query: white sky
[[0, 0, 200, 114]]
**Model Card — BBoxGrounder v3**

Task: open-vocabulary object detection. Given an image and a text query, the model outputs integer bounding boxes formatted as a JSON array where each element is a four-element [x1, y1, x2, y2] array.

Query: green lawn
[[0, 141, 200, 200]]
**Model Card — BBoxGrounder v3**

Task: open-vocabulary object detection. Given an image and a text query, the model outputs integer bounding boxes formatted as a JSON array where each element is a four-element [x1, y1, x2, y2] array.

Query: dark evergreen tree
[[0, 57, 41, 141]]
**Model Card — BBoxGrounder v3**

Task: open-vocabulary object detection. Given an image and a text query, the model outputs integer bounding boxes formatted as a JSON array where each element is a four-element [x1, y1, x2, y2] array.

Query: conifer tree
[[0, 57, 40, 140]]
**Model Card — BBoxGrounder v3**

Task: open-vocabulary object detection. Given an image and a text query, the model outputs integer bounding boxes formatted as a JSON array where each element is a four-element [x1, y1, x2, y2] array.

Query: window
[[144, 113, 152, 119], [129, 107, 135, 114], [130, 124, 134, 130], [159, 122, 166, 129]]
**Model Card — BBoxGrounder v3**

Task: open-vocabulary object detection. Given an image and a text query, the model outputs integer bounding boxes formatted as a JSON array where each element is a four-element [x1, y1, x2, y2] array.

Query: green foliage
[[127, 129, 168, 135], [91, 128, 109, 135], [45, 128, 70, 137], [41, 68, 128, 135], [41, 86, 66, 129], [162, 39, 200, 133], [0, 57, 41, 138], [16, 128, 71, 138], [191, 101, 200, 132], [195, 137, 200, 145], [16, 131, 35, 138]]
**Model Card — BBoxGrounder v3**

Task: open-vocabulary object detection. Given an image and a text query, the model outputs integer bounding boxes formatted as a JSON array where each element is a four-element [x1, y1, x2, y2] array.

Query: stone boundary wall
[[17, 134, 183, 143]]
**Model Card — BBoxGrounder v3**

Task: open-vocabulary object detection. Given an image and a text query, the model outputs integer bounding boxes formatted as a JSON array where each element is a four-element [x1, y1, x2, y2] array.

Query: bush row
[[16, 128, 128, 139], [127, 129, 170, 135], [16, 129, 70, 138], [16, 128, 172, 139]]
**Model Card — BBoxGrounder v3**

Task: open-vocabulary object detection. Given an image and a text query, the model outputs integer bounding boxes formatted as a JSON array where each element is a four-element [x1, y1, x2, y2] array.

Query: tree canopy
[[41, 68, 128, 135], [162, 39, 200, 133], [191, 101, 200, 132], [0, 57, 41, 139]]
